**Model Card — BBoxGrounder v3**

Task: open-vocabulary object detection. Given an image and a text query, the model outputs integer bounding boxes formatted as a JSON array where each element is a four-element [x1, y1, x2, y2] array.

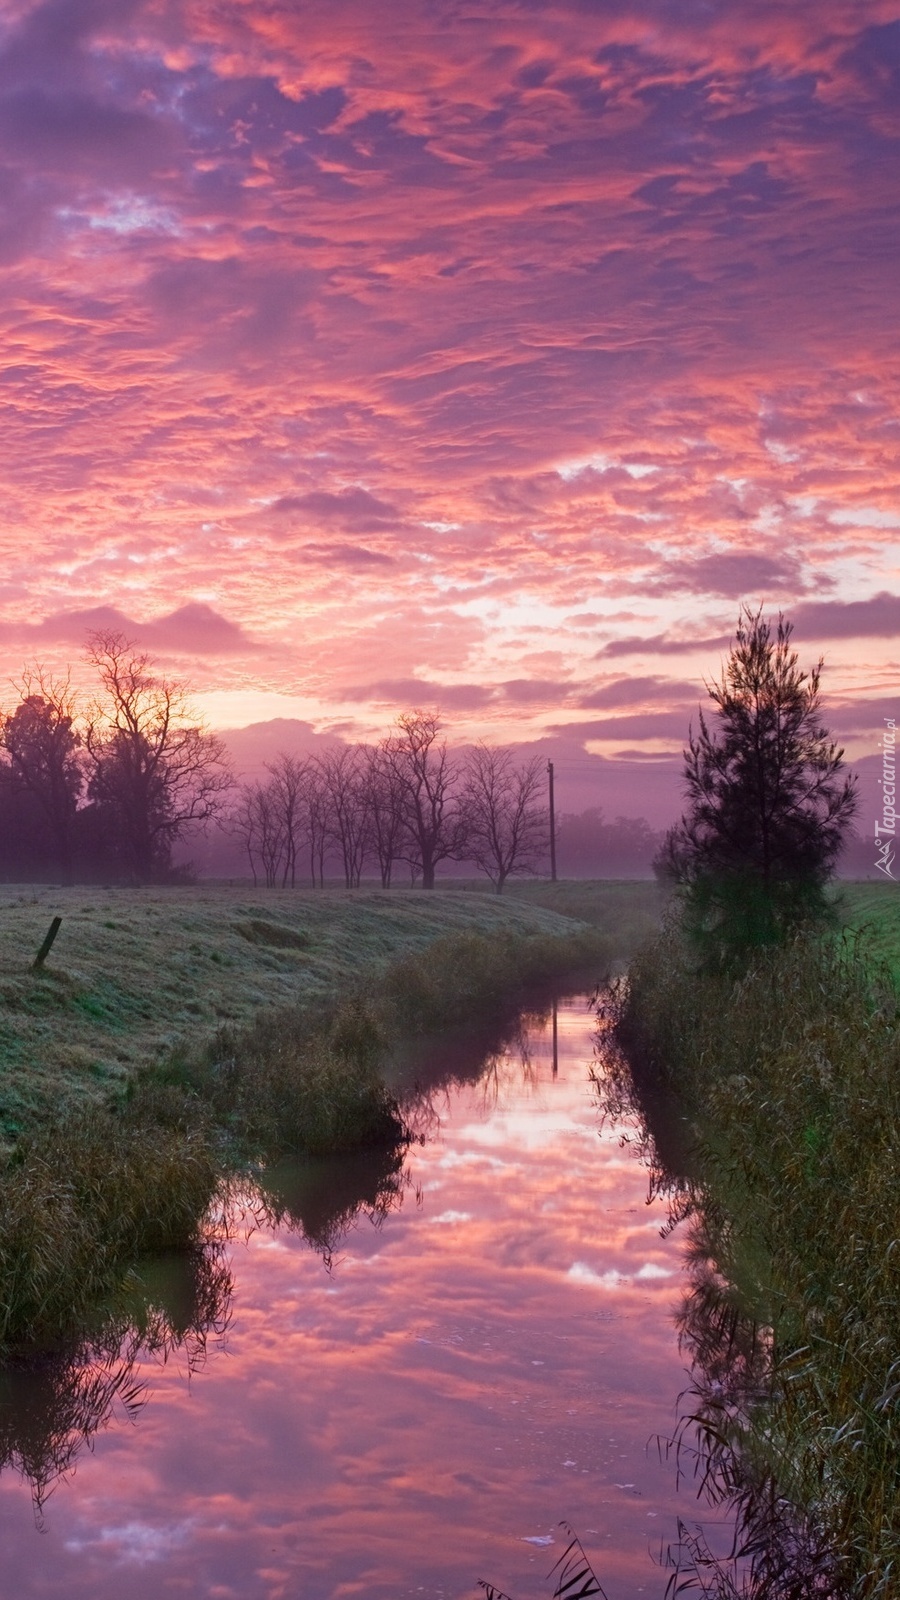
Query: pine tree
[[662, 606, 857, 967]]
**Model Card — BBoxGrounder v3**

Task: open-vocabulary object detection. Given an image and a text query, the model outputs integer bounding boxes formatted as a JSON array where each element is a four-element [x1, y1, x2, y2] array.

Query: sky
[[0, 0, 897, 818]]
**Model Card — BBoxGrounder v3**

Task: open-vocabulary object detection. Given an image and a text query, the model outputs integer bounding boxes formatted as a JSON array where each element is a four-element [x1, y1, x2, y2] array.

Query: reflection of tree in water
[[590, 988, 840, 1599], [1, 1122, 417, 1513], [398, 1004, 556, 1147], [253, 1141, 411, 1267], [0, 1242, 232, 1521]]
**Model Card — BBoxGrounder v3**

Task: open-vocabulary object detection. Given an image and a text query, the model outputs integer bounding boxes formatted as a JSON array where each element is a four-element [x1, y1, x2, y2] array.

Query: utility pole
[[548, 760, 557, 881]]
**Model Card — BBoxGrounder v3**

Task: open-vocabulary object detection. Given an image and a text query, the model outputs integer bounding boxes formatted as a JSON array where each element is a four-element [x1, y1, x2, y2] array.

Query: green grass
[[144, 922, 610, 1158], [476, 876, 663, 943], [0, 882, 621, 1143], [837, 880, 900, 983], [617, 918, 900, 1596]]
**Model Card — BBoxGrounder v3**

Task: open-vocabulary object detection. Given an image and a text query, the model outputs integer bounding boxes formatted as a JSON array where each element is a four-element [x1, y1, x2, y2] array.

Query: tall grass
[[617, 922, 900, 1597], [0, 1239, 232, 1514], [0, 1105, 218, 1354]]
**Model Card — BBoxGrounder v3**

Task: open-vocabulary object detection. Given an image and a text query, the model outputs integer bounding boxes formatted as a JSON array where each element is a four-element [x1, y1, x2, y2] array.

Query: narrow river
[[0, 996, 731, 1599]]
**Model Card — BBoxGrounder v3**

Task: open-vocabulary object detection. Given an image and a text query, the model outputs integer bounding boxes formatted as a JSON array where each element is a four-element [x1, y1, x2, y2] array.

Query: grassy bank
[[618, 918, 900, 1596], [0, 881, 621, 1142], [0, 885, 629, 1354], [838, 880, 900, 983]]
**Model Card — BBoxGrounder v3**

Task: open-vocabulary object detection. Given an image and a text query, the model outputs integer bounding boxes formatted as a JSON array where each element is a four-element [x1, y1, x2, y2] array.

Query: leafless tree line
[[0, 645, 549, 890], [230, 712, 549, 893]]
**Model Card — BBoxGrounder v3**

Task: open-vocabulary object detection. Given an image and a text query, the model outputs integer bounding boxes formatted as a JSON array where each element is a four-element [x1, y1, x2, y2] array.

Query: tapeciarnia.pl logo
[[875, 717, 896, 879]]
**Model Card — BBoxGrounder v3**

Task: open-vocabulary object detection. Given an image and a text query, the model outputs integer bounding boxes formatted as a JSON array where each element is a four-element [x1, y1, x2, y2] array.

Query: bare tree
[[0, 668, 84, 883], [319, 746, 371, 887], [230, 780, 286, 887], [303, 762, 329, 887], [364, 744, 406, 887], [265, 753, 307, 888], [84, 631, 232, 883], [462, 744, 548, 892], [382, 710, 468, 889]]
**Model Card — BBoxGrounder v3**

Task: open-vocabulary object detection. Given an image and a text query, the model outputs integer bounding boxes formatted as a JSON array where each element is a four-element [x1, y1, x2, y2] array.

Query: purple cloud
[[579, 675, 700, 709], [16, 603, 259, 656], [791, 592, 900, 640]]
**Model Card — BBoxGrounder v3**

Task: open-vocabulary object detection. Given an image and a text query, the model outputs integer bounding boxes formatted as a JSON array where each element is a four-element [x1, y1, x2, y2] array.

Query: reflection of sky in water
[[0, 1000, 711, 1599]]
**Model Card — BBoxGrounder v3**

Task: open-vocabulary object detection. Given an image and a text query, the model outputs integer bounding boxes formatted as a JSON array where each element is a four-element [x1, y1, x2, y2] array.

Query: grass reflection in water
[[0, 1135, 413, 1517], [591, 982, 844, 1600]]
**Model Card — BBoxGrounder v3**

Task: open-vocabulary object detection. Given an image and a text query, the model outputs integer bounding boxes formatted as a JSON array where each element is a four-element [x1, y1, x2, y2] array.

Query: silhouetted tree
[[303, 762, 330, 887], [364, 745, 406, 887], [265, 753, 307, 888], [462, 745, 547, 892], [0, 670, 84, 882], [381, 711, 468, 889], [231, 780, 285, 887], [320, 746, 371, 888], [665, 606, 857, 966], [85, 632, 232, 883]]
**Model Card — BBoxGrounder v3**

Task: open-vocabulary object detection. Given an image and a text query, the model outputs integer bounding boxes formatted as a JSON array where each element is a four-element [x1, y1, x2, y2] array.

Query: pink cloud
[[0, 602, 260, 655], [0, 0, 894, 781]]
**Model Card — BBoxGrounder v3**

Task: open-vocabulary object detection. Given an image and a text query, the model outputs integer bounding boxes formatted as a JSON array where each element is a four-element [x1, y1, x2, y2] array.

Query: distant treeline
[[3, 633, 866, 887], [0, 641, 554, 890], [555, 809, 662, 879], [198, 801, 666, 885], [0, 635, 667, 888], [226, 715, 548, 891]]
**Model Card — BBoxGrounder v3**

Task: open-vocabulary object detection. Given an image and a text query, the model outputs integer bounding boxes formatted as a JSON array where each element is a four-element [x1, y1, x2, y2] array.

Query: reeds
[[617, 923, 900, 1596], [480, 1523, 608, 1600]]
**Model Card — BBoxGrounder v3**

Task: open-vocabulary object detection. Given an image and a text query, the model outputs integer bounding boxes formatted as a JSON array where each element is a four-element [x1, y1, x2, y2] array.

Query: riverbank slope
[[617, 897, 900, 1595], [0, 880, 662, 1141]]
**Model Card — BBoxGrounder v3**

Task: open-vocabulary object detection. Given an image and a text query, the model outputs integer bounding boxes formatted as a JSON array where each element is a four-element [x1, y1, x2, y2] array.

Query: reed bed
[[619, 922, 900, 1597]]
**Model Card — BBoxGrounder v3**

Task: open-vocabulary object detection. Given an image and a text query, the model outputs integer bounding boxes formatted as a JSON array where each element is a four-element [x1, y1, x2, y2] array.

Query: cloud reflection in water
[[0, 998, 701, 1599]]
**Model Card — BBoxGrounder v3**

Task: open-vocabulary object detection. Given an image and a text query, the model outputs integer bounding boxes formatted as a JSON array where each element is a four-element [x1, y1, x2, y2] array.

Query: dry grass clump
[[620, 926, 900, 1596], [374, 925, 607, 1033], [180, 1019, 404, 1157]]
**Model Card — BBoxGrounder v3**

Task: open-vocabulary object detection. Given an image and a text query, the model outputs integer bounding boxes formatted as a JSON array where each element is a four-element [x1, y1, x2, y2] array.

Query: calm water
[[0, 997, 727, 1599]]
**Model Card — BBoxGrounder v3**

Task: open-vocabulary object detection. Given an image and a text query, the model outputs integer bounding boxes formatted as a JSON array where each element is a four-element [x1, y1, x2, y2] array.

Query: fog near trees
[[229, 713, 550, 891], [0, 641, 691, 888], [0, 635, 231, 886]]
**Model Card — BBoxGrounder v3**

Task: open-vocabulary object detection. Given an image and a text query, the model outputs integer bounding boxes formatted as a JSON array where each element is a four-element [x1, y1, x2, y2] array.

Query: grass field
[[0, 879, 662, 1141], [836, 880, 900, 979]]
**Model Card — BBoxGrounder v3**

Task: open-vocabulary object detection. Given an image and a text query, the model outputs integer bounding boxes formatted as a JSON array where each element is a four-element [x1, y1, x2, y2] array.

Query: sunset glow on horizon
[[0, 0, 898, 792]]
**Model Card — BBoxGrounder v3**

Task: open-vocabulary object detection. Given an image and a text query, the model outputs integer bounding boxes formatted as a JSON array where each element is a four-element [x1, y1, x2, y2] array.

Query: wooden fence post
[[33, 916, 62, 970]]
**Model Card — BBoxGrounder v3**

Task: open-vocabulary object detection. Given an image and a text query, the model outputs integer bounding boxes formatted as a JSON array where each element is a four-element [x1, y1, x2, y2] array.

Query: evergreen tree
[[663, 606, 857, 967]]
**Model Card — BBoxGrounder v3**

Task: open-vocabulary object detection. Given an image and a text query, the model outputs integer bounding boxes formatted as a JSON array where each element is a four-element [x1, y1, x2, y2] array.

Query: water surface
[[0, 997, 722, 1599]]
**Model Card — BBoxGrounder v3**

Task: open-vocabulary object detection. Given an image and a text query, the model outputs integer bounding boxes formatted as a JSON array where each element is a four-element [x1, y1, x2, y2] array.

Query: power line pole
[[548, 760, 557, 881]]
